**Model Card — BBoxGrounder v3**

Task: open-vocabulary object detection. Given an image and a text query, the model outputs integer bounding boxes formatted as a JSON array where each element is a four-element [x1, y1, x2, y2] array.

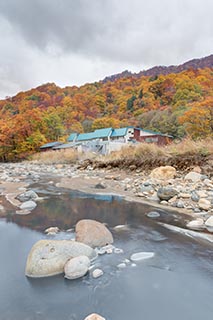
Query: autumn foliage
[[0, 67, 212, 161]]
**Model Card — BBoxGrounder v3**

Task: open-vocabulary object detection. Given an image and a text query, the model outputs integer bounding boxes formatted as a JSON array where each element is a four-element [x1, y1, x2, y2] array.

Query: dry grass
[[31, 149, 79, 164], [93, 138, 213, 173], [100, 138, 213, 163]]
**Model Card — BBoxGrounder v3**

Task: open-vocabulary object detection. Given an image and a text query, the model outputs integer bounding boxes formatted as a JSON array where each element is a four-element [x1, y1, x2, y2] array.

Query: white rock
[[64, 255, 90, 280], [92, 268, 104, 278], [130, 252, 155, 262], [84, 313, 106, 320], [20, 200, 37, 210], [186, 219, 205, 230], [205, 216, 213, 227], [45, 227, 60, 234], [25, 240, 96, 278]]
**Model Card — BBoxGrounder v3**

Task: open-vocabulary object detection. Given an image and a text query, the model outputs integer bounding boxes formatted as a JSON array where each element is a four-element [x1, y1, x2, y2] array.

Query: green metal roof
[[93, 127, 112, 138], [111, 127, 129, 137], [68, 133, 78, 142], [76, 132, 96, 141]]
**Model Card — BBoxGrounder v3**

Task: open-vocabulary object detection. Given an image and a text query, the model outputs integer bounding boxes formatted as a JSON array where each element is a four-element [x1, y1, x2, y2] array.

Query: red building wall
[[133, 129, 172, 145]]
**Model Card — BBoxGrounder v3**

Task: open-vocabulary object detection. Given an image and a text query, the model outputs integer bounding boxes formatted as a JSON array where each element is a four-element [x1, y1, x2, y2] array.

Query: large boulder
[[205, 216, 213, 232], [64, 255, 90, 280], [157, 187, 178, 201], [150, 166, 176, 180], [75, 219, 113, 248], [25, 240, 96, 278]]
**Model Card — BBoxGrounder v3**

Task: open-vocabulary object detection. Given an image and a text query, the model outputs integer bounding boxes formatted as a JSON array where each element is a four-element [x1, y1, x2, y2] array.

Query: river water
[[0, 186, 213, 320]]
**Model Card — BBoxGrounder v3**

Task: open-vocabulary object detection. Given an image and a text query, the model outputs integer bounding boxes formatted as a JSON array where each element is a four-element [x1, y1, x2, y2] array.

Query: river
[[0, 185, 212, 320]]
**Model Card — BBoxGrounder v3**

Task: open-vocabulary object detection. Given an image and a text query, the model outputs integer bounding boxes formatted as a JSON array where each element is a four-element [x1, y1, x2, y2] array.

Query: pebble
[[92, 269, 104, 279]]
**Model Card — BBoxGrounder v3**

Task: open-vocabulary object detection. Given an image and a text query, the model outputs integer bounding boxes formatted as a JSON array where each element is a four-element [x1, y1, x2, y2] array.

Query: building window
[[145, 137, 158, 143]]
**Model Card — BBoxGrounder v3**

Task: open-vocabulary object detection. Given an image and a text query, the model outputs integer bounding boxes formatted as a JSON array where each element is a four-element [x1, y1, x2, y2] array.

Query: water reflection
[[7, 190, 188, 232]]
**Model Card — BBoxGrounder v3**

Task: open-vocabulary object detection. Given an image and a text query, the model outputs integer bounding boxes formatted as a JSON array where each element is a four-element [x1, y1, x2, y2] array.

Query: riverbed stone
[[84, 313, 106, 320], [25, 240, 96, 278], [198, 198, 211, 211], [75, 219, 113, 248], [205, 216, 213, 232], [184, 172, 203, 182], [157, 187, 178, 201], [186, 218, 205, 230], [150, 166, 176, 180], [20, 200, 37, 210], [45, 227, 60, 234], [16, 190, 39, 202], [64, 255, 90, 280], [146, 211, 160, 218], [191, 191, 200, 202]]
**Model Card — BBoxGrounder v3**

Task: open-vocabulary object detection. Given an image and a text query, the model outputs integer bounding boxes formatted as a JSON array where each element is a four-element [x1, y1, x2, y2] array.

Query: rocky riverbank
[[0, 162, 213, 233]]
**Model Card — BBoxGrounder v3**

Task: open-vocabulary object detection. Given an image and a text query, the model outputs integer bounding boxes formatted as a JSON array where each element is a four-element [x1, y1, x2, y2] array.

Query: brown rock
[[150, 166, 176, 180], [76, 219, 113, 248]]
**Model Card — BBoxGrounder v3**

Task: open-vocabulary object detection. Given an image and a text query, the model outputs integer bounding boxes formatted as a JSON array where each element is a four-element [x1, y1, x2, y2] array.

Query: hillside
[[103, 54, 213, 82], [0, 55, 212, 161]]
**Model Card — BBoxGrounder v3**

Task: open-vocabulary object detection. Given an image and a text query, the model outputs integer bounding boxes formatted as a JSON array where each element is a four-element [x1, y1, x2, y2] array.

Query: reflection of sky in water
[[0, 190, 213, 320]]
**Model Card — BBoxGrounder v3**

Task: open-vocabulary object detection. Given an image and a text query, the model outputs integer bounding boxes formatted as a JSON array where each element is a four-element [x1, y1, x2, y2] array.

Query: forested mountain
[[0, 55, 212, 160]]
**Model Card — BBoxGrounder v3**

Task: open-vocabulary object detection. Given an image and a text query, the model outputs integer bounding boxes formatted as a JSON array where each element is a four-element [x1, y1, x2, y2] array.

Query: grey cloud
[[0, 0, 212, 97]]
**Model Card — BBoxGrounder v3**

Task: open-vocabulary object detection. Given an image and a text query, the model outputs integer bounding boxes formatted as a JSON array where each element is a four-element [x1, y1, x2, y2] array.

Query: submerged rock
[[130, 252, 155, 262], [146, 211, 160, 218], [64, 255, 90, 280], [25, 240, 96, 278], [75, 219, 113, 248]]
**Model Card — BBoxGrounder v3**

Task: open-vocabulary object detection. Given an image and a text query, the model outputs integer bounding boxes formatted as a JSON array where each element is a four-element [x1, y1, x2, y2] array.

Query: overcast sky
[[0, 0, 212, 98]]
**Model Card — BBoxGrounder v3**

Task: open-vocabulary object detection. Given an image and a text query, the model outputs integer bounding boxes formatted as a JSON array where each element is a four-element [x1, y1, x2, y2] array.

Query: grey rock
[[17, 190, 39, 202], [176, 200, 185, 208], [205, 216, 213, 232], [157, 187, 178, 201], [184, 172, 203, 182], [64, 255, 90, 280], [20, 201, 37, 211], [25, 240, 96, 278], [94, 183, 106, 189], [191, 191, 200, 202]]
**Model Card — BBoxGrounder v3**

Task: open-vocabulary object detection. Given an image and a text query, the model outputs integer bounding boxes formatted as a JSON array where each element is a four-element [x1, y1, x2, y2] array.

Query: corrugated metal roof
[[93, 127, 112, 138], [40, 141, 62, 149], [76, 132, 96, 141], [111, 127, 129, 137], [68, 133, 78, 142]]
